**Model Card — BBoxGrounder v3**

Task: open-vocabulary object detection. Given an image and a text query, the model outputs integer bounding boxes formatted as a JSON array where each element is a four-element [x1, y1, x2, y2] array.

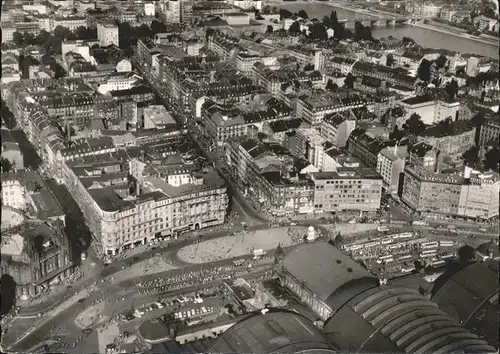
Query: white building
[[97, 22, 119, 47], [143, 105, 177, 129], [376, 145, 407, 195]]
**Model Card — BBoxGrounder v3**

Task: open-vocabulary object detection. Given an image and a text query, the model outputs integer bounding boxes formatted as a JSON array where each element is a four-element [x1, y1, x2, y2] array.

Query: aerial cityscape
[[0, 0, 498, 353]]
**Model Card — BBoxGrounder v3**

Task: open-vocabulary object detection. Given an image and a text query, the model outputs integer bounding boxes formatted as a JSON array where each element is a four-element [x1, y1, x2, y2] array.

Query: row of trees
[[281, 9, 375, 42]]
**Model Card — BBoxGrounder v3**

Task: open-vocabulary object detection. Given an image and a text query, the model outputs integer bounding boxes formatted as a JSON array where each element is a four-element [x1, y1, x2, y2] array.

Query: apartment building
[[225, 137, 316, 215], [236, 52, 261, 73], [63, 156, 228, 256], [352, 61, 417, 90], [143, 105, 177, 130], [97, 21, 119, 47], [1, 170, 65, 224], [296, 92, 366, 127], [202, 98, 293, 148], [479, 113, 500, 146], [320, 111, 357, 148], [311, 168, 382, 213], [376, 145, 407, 195], [396, 95, 461, 126], [417, 120, 476, 160], [347, 128, 400, 168]]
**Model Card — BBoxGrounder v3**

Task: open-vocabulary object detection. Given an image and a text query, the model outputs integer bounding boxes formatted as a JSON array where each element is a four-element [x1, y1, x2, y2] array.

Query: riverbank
[[414, 22, 499, 47], [269, 1, 499, 50]]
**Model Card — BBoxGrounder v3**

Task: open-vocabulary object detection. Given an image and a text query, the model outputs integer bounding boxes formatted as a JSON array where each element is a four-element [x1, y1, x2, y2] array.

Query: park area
[[177, 224, 380, 264]]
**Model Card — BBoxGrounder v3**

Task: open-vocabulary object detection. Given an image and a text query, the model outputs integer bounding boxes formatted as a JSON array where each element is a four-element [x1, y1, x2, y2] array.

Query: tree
[[205, 27, 215, 42], [266, 25, 274, 34], [483, 147, 500, 172], [279, 8, 293, 20], [0, 158, 12, 173], [462, 146, 479, 167], [386, 54, 395, 67], [150, 20, 168, 35], [304, 64, 314, 71], [344, 73, 356, 89], [289, 21, 301, 34], [434, 54, 447, 69], [53, 26, 71, 40], [402, 36, 415, 44], [417, 59, 432, 82], [326, 79, 338, 92], [389, 125, 406, 140], [298, 9, 309, 19], [354, 22, 373, 41], [12, 31, 24, 46], [445, 79, 459, 100], [309, 23, 327, 41], [403, 113, 426, 136], [74, 26, 96, 40]]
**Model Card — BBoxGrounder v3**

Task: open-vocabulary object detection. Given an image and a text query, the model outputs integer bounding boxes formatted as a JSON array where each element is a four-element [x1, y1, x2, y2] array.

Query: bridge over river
[[268, 0, 424, 27]]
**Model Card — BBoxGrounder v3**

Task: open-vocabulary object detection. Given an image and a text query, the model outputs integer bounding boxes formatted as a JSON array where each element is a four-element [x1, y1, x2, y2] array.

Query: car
[[82, 328, 92, 335], [133, 257, 140, 262]]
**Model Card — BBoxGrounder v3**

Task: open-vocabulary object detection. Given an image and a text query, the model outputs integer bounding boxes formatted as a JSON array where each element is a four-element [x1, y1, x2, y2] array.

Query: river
[[272, 2, 499, 59]]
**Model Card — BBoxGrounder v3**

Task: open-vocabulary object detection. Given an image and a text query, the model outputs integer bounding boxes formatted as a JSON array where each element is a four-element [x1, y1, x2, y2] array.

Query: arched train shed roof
[[323, 285, 496, 354], [208, 309, 337, 354], [432, 260, 499, 348]]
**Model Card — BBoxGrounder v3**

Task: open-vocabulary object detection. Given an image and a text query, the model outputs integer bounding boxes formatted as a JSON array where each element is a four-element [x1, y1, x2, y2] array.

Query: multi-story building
[[143, 105, 177, 130], [479, 113, 500, 146], [311, 168, 382, 213], [320, 111, 357, 148], [1, 219, 73, 300], [347, 128, 398, 168], [63, 156, 228, 256], [376, 145, 407, 195], [225, 137, 316, 215], [402, 144, 499, 220], [201, 98, 293, 148], [296, 91, 366, 127], [396, 96, 461, 126], [97, 21, 119, 47], [352, 61, 417, 90], [417, 120, 476, 160], [54, 15, 87, 31], [236, 52, 261, 73]]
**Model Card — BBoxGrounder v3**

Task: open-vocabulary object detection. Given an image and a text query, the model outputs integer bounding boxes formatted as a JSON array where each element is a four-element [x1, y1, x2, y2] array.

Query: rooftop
[[209, 309, 337, 354], [282, 242, 374, 302]]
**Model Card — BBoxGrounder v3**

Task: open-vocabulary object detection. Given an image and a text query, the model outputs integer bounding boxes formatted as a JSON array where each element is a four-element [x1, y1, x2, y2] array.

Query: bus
[[362, 241, 380, 248], [421, 242, 439, 250], [439, 241, 454, 247], [440, 253, 455, 260], [377, 226, 389, 232], [397, 232, 413, 239], [398, 255, 413, 261], [380, 237, 393, 245], [377, 255, 394, 264], [430, 259, 446, 267]]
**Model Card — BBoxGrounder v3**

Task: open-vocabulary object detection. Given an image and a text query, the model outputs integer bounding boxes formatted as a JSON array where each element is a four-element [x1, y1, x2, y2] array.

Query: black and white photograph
[[0, 0, 498, 353]]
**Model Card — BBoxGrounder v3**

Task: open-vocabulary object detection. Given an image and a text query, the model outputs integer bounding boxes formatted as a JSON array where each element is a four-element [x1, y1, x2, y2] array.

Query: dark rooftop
[[209, 309, 337, 354]]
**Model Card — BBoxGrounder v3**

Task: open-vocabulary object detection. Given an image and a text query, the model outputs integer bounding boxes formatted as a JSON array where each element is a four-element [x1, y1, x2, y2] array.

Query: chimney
[[136, 181, 140, 196]]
